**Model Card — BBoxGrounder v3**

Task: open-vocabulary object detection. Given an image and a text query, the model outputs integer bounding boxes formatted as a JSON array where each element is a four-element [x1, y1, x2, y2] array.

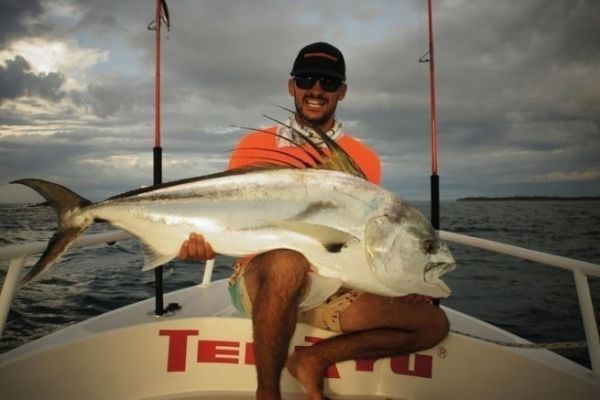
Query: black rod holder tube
[[153, 146, 164, 316], [430, 173, 440, 230]]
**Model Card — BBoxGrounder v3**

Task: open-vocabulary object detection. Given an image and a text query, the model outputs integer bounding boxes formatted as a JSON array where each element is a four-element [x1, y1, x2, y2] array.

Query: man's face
[[288, 76, 347, 131]]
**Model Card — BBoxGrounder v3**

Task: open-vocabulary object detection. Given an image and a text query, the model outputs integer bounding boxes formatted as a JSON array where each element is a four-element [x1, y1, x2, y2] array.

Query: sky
[[0, 0, 598, 203]]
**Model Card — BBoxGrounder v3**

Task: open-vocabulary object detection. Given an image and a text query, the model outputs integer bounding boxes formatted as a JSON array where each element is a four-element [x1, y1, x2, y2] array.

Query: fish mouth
[[424, 260, 455, 276]]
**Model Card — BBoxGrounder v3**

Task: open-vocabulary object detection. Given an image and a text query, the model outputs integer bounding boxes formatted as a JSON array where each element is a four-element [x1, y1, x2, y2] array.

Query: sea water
[[1, 201, 599, 368]]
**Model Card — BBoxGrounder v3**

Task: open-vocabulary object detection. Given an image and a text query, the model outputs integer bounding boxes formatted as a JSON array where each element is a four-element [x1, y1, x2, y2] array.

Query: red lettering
[[197, 340, 240, 364], [355, 358, 376, 372], [390, 354, 432, 378], [245, 342, 256, 365], [159, 329, 199, 372], [160, 328, 434, 379]]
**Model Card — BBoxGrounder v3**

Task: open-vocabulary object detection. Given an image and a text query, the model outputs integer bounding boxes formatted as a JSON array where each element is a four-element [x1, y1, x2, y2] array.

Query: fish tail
[[11, 179, 93, 286]]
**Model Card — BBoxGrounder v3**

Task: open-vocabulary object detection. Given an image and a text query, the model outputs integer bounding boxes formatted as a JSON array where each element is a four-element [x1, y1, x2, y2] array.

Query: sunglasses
[[294, 76, 343, 92]]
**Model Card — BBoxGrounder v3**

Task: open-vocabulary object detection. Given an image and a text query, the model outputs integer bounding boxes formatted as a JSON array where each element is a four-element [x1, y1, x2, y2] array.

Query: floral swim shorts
[[227, 258, 364, 333]]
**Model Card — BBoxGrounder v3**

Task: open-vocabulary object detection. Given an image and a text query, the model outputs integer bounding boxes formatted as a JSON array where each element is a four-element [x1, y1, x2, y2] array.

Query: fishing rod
[[148, 0, 170, 316], [419, 0, 440, 230], [419, 0, 441, 308]]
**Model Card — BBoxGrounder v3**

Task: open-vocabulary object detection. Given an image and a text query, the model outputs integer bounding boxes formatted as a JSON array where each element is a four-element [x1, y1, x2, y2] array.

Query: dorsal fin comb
[[230, 112, 367, 179]]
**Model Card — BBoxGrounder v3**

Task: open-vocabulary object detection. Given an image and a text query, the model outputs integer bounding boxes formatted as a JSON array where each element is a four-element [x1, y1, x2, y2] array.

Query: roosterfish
[[12, 119, 455, 299]]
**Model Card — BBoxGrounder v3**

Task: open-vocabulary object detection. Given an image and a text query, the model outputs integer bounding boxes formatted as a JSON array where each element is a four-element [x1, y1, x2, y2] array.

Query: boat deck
[[2, 231, 599, 399], [1, 279, 598, 400]]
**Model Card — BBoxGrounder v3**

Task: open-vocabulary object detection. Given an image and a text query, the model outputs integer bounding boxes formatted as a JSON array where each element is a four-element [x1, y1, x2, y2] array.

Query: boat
[[1, 230, 599, 399], [2, 1, 599, 398]]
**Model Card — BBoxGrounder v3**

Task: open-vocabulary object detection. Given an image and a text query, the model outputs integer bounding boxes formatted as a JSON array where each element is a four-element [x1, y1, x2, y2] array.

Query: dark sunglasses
[[293, 76, 343, 92]]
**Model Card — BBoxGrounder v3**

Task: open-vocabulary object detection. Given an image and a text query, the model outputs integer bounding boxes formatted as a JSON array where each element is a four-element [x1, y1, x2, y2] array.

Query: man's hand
[[178, 233, 216, 261]]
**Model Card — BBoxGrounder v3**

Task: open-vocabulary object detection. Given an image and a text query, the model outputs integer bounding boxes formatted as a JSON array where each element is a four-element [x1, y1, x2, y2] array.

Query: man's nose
[[308, 80, 324, 94]]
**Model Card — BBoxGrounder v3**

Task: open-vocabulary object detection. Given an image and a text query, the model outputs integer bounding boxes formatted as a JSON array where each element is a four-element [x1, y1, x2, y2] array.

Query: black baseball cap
[[290, 42, 346, 81]]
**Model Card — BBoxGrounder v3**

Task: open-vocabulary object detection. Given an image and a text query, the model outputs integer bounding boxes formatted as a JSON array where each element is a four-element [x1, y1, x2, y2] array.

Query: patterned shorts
[[227, 258, 364, 333]]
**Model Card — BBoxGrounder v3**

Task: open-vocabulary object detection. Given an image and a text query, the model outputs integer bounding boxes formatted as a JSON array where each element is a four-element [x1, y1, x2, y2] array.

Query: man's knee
[[262, 248, 308, 264], [244, 249, 310, 306], [422, 306, 450, 347], [250, 249, 310, 282]]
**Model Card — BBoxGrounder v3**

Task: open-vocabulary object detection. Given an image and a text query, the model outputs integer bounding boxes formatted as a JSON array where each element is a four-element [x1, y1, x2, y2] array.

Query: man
[[180, 42, 449, 400]]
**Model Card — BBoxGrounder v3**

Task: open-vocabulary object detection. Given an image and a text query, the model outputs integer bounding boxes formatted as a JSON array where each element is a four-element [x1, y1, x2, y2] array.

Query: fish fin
[[12, 179, 91, 226], [231, 125, 324, 167], [231, 113, 368, 179], [10, 179, 93, 286], [263, 113, 368, 180], [230, 146, 318, 168], [19, 226, 88, 287], [266, 220, 356, 253], [140, 241, 174, 271]]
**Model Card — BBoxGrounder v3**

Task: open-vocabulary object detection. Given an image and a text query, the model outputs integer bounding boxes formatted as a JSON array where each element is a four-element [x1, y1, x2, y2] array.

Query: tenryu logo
[[159, 329, 434, 379]]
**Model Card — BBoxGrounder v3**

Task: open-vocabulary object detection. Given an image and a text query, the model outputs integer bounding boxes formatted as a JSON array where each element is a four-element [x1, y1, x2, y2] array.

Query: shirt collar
[[275, 115, 343, 147]]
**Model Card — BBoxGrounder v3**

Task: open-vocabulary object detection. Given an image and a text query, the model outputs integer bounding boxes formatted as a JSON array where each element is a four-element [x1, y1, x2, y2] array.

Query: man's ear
[[288, 78, 295, 96], [338, 83, 347, 101]]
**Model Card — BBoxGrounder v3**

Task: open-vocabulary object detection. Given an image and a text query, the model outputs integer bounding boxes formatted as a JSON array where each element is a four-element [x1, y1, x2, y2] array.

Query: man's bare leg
[[286, 293, 449, 399], [244, 249, 310, 400]]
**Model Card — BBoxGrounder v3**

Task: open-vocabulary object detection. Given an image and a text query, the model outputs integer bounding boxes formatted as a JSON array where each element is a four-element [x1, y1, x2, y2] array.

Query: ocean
[[1, 200, 599, 368]]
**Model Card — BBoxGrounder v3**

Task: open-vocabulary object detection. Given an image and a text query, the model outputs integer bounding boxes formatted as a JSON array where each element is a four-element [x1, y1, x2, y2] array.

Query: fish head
[[364, 204, 455, 295]]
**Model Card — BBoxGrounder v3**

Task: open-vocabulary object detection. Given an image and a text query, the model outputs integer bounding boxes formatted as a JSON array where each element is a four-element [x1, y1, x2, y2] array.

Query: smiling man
[[288, 42, 348, 130], [180, 42, 448, 400], [226, 42, 380, 183]]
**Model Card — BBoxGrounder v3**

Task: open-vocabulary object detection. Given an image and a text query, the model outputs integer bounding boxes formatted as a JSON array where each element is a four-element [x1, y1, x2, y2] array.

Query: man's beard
[[295, 100, 338, 129]]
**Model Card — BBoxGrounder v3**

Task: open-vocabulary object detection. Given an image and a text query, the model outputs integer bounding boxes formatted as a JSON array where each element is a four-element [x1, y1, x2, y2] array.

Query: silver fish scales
[[12, 120, 455, 298]]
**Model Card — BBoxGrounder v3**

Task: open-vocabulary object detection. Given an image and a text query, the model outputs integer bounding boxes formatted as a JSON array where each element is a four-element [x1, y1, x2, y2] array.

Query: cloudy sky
[[1, 0, 598, 203]]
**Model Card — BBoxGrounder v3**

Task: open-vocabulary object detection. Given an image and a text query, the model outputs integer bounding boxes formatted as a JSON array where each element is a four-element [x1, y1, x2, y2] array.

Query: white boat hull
[[1, 279, 598, 399]]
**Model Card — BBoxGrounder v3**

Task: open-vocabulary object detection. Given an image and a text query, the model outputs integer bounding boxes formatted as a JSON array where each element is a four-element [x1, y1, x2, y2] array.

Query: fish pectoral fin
[[140, 241, 174, 271], [266, 220, 357, 253]]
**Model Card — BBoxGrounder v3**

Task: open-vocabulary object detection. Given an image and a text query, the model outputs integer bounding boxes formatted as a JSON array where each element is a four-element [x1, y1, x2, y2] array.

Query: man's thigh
[[242, 249, 311, 304], [339, 293, 445, 333]]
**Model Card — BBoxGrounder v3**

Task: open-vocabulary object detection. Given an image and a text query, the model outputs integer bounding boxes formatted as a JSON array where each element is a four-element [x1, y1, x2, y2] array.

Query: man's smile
[[305, 97, 327, 109]]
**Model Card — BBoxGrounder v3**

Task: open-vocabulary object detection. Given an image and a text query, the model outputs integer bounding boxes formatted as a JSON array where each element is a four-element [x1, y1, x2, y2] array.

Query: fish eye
[[423, 239, 435, 253]]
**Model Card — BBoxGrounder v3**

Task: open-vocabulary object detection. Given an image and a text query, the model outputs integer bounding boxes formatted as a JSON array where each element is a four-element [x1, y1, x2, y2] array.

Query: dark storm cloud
[[0, 0, 599, 203], [486, 0, 599, 65], [0, 0, 47, 47], [69, 78, 150, 118], [125, 1, 333, 109], [327, 0, 599, 199], [0, 55, 66, 102], [435, 0, 600, 104]]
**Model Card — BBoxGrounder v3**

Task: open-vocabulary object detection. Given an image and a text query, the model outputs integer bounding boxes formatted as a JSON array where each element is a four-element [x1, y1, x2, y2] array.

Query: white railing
[[0, 230, 599, 377], [0, 231, 130, 339], [439, 230, 600, 379], [0, 231, 217, 339]]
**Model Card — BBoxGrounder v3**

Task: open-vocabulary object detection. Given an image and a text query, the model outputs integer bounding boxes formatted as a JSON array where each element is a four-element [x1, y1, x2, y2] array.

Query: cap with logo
[[290, 42, 346, 81]]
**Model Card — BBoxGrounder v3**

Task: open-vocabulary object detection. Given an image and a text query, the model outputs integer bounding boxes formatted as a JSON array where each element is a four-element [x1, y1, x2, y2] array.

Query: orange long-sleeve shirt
[[228, 126, 381, 185]]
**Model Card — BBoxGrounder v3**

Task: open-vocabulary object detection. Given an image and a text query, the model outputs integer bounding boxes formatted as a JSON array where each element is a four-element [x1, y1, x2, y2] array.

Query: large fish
[[12, 121, 455, 298]]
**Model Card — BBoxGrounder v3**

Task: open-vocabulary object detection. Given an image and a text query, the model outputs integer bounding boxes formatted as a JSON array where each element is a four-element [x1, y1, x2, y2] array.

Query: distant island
[[457, 196, 600, 202]]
